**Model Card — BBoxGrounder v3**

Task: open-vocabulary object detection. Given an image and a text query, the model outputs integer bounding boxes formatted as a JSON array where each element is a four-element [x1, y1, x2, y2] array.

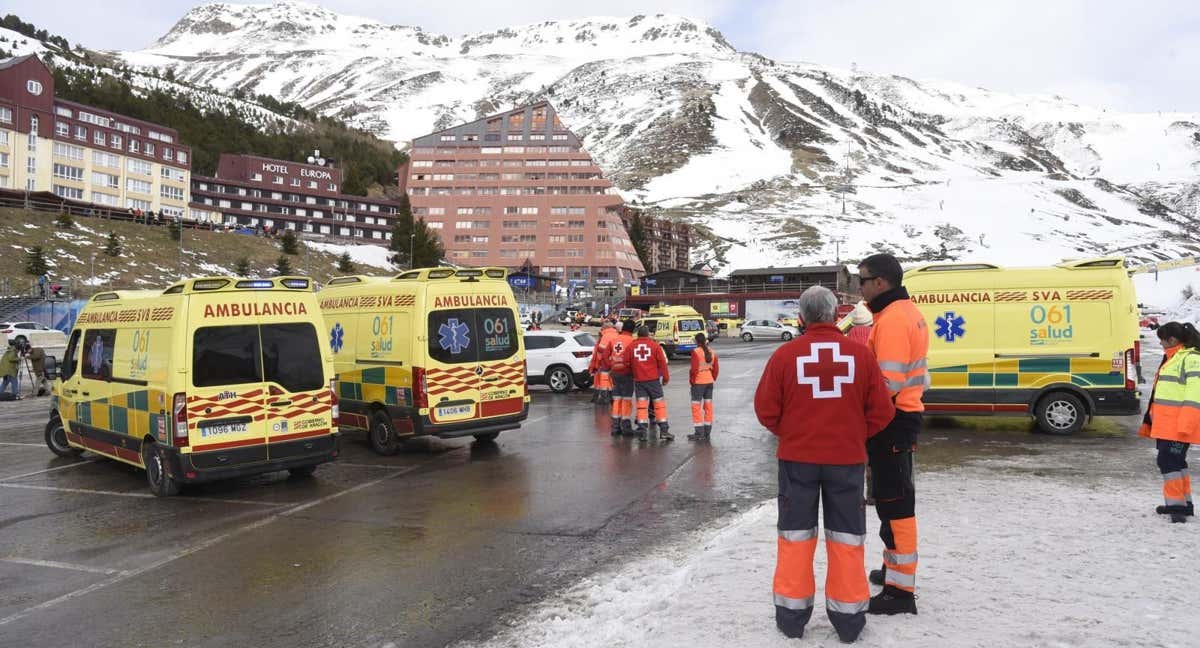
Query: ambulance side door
[[918, 288, 996, 411], [75, 328, 116, 453]]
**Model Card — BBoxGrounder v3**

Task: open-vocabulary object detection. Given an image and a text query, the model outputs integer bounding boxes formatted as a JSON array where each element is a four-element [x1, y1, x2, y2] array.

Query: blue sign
[[935, 311, 966, 343], [438, 318, 471, 354], [644, 278, 657, 286], [769, 275, 785, 283], [508, 274, 533, 289]]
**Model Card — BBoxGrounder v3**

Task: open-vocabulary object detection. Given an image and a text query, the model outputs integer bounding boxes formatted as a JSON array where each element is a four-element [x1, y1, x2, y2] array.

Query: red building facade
[[399, 102, 644, 288]]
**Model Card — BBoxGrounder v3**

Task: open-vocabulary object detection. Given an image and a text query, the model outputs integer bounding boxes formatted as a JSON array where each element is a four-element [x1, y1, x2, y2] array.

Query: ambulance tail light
[[1133, 340, 1141, 364], [172, 393, 189, 448], [329, 379, 339, 419], [1125, 348, 1137, 391], [413, 367, 428, 409]]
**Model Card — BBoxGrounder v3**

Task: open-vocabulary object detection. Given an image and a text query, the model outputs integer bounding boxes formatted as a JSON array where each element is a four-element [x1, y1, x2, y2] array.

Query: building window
[[177, 151, 187, 165], [329, 183, 337, 191], [161, 166, 185, 182], [52, 163, 84, 182], [440, 135, 456, 141], [53, 185, 84, 200], [28, 115, 39, 152], [308, 181, 318, 189], [0, 152, 7, 168], [164, 148, 173, 161], [53, 142, 85, 160], [160, 206, 184, 219], [128, 139, 140, 153], [91, 171, 119, 188], [127, 158, 152, 175], [145, 142, 154, 156], [126, 178, 152, 195], [77, 111, 111, 128], [73, 125, 87, 141], [252, 173, 262, 181], [552, 134, 568, 141], [55, 121, 69, 137], [481, 147, 501, 155], [273, 176, 284, 184], [91, 191, 119, 206], [291, 178, 300, 186], [0, 107, 12, 124], [161, 185, 185, 201], [0, 132, 6, 146], [94, 131, 105, 146]]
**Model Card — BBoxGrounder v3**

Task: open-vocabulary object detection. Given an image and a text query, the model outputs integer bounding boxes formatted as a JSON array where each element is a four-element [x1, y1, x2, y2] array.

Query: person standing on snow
[[1139, 321, 1200, 523], [608, 320, 638, 436], [755, 286, 895, 643], [846, 301, 873, 346], [625, 325, 672, 442], [688, 332, 719, 441], [589, 321, 618, 405], [856, 253, 928, 615]]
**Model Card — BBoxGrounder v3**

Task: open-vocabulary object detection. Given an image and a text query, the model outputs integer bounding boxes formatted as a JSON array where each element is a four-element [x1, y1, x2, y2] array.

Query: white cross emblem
[[796, 342, 855, 399], [633, 345, 653, 362]]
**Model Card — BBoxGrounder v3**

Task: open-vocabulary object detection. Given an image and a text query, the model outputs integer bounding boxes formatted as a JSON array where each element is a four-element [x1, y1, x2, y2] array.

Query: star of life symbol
[[934, 311, 966, 343], [633, 344, 653, 362], [329, 323, 345, 353], [438, 318, 471, 354], [796, 342, 855, 399]]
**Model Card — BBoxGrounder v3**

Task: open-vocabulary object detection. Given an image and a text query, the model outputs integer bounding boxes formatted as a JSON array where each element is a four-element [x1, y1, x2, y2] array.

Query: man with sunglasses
[[856, 253, 929, 616]]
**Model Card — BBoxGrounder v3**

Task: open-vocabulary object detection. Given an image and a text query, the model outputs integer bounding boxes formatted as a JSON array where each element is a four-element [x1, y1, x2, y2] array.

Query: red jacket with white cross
[[624, 336, 671, 384], [754, 323, 894, 464]]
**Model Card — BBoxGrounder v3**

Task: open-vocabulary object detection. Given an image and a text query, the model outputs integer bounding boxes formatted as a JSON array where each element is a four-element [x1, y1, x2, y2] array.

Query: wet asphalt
[[0, 333, 1157, 647]]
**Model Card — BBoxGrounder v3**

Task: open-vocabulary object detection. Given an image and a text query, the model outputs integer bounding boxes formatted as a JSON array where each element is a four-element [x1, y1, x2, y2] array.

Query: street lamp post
[[409, 231, 416, 270], [90, 253, 96, 292]]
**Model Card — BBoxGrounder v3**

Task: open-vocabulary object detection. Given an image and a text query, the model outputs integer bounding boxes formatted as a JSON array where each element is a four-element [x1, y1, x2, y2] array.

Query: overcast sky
[[8, 0, 1198, 112]]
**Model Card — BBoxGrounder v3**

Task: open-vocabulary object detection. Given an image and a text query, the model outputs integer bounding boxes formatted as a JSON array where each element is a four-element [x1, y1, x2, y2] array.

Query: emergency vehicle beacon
[[319, 267, 529, 454], [905, 257, 1141, 434], [44, 277, 339, 496]]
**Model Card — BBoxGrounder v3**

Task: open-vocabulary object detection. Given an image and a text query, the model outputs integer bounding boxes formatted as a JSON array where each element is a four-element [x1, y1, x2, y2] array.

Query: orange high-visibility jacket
[[689, 347, 719, 385], [867, 293, 929, 413], [1147, 346, 1200, 444], [590, 327, 619, 373]]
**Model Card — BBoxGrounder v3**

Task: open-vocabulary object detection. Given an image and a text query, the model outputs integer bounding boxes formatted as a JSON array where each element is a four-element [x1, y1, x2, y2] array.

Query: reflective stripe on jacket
[[867, 292, 929, 413], [1149, 346, 1200, 444]]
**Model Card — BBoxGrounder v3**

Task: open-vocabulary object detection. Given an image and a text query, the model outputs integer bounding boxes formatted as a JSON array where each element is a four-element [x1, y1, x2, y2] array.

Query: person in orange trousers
[[589, 321, 618, 404], [1139, 321, 1200, 523], [687, 332, 719, 441], [608, 320, 637, 436], [755, 287, 895, 642]]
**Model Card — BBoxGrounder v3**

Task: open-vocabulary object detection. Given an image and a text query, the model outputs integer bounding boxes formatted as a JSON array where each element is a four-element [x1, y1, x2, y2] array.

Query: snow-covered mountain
[[120, 1, 1200, 270]]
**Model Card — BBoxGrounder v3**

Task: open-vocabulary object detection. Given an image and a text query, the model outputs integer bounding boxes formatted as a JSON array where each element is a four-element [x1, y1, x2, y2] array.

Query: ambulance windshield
[[427, 308, 518, 365]]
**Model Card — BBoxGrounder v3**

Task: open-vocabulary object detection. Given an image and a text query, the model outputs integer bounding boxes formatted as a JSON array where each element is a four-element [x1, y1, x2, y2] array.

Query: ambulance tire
[[45, 415, 83, 458], [143, 443, 181, 497], [369, 411, 401, 456], [1034, 392, 1086, 435], [288, 464, 318, 477], [546, 365, 573, 393], [474, 432, 500, 443]]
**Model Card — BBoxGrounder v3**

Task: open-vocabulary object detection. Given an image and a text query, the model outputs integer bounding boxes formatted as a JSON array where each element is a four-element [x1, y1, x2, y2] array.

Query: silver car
[[739, 319, 799, 342]]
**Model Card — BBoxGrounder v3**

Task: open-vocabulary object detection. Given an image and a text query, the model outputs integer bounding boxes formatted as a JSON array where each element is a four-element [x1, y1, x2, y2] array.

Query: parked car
[[739, 319, 799, 342], [524, 330, 595, 393], [0, 321, 51, 337]]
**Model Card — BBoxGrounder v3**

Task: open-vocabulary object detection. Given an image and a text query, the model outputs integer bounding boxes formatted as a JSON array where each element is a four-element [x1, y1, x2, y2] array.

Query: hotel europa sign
[[260, 161, 334, 181]]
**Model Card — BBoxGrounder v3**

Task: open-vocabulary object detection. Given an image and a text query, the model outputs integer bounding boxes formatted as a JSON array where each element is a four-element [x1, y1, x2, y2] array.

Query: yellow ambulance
[[638, 305, 706, 358], [905, 257, 1141, 434], [43, 277, 339, 496], [318, 267, 529, 454]]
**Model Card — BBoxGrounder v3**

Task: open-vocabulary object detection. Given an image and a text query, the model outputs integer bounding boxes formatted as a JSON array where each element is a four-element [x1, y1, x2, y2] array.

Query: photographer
[[1, 340, 20, 399]]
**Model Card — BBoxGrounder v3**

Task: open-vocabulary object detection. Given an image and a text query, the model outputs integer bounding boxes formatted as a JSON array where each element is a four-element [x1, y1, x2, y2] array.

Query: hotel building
[[0, 54, 191, 218], [399, 102, 644, 287], [190, 154, 401, 240]]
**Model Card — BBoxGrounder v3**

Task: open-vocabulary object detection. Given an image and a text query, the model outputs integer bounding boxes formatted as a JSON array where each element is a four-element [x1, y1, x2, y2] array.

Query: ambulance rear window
[[193, 325, 262, 387], [428, 308, 518, 365], [678, 319, 704, 332], [262, 323, 323, 392]]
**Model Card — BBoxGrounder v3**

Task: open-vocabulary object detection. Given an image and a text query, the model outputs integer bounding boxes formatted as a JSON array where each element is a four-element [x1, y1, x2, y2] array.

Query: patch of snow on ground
[[198, 262, 231, 275], [460, 465, 1197, 648], [1134, 266, 1200, 310], [303, 240, 394, 270]]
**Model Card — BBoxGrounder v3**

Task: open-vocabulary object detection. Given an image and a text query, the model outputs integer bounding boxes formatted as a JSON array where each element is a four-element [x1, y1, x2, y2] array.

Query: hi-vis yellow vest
[[1150, 348, 1200, 444]]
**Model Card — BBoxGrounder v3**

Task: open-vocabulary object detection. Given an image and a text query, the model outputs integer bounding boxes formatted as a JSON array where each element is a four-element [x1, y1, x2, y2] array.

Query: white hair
[[798, 286, 837, 325]]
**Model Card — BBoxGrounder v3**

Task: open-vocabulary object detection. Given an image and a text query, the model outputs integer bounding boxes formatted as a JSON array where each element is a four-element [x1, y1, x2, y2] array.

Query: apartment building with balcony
[[398, 102, 644, 288], [0, 54, 191, 218], [619, 207, 693, 274]]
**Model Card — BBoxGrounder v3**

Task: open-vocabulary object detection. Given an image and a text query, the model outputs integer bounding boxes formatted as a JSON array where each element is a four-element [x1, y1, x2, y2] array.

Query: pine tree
[[627, 211, 651, 271], [56, 211, 74, 229], [388, 193, 414, 268], [234, 257, 251, 277], [336, 252, 356, 274], [23, 246, 48, 276], [411, 217, 445, 269], [167, 219, 181, 241], [279, 229, 300, 255], [274, 255, 294, 276], [104, 232, 122, 257]]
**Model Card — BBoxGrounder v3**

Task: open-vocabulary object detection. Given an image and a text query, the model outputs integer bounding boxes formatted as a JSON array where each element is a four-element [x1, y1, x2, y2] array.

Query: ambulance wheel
[[741, 332, 753, 342], [369, 411, 400, 455], [288, 464, 318, 477], [1034, 392, 1085, 435], [44, 415, 82, 458], [546, 365, 573, 393], [142, 444, 181, 497], [781, 332, 793, 341], [474, 432, 500, 443]]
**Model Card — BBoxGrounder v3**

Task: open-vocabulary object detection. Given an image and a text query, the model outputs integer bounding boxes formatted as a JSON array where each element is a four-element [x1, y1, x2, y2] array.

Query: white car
[[739, 319, 799, 342], [524, 330, 595, 393]]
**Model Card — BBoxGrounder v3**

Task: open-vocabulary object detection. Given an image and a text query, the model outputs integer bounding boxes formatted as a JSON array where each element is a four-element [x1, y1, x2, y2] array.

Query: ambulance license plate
[[199, 422, 248, 438], [437, 404, 472, 418]]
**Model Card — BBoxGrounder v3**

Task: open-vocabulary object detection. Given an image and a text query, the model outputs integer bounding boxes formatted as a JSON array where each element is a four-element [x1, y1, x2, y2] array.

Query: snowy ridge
[[117, 2, 1200, 271]]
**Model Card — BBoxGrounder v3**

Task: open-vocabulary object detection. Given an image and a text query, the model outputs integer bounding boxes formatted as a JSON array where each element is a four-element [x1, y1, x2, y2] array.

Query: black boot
[[867, 586, 917, 615], [620, 420, 635, 436], [1171, 512, 1188, 523], [687, 427, 704, 441], [635, 426, 648, 442], [1156, 503, 1195, 516], [658, 425, 674, 442], [611, 420, 622, 437], [868, 565, 885, 586]]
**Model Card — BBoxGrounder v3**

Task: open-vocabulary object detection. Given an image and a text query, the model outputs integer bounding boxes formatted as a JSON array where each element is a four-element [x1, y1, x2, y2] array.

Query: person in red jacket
[[755, 286, 895, 643], [625, 325, 673, 442], [688, 332, 719, 441], [608, 320, 638, 436]]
